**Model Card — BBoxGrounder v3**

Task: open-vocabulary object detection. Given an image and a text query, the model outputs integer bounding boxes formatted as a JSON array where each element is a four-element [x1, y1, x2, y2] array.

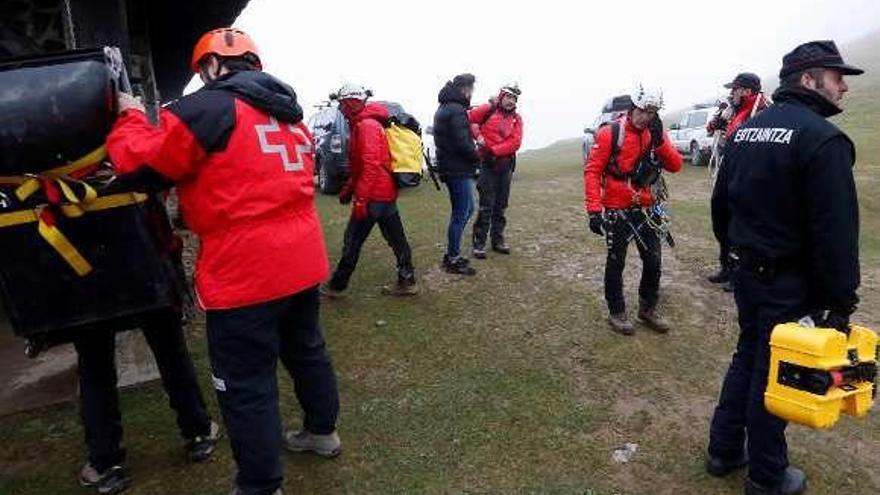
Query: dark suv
[[308, 105, 350, 194], [308, 101, 422, 195]]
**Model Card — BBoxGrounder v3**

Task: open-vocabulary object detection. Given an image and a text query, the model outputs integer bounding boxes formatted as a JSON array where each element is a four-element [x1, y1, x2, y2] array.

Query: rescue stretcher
[[0, 47, 184, 356]]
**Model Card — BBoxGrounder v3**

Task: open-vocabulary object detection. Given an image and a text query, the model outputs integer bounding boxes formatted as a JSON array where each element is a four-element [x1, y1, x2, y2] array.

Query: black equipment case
[[0, 47, 183, 353]]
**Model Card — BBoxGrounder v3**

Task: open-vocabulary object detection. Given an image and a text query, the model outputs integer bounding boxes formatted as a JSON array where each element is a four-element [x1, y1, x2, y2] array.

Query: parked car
[[582, 94, 632, 161], [308, 105, 349, 194], [668, 104, 718, 166]]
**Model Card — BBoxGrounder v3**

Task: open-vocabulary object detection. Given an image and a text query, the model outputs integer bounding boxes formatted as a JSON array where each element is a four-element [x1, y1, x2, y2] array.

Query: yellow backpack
[[385, 122, 424, 188]]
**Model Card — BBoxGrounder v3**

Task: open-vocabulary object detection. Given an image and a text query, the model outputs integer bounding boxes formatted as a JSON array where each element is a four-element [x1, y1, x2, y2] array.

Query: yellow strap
[[37, 214, 93, 276], [15, 179, 40, 201], [13, 146, 107, 202], [0, 209, 38, 228], [0, 192, 148, 276], [50, 146, 107, 177]]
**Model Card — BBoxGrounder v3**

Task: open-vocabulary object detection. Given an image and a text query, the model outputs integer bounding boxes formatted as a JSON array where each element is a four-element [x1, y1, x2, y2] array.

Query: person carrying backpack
[[584, 84, 683, 336], [469, 83, 524, 258], [322, 83, 418, 298]]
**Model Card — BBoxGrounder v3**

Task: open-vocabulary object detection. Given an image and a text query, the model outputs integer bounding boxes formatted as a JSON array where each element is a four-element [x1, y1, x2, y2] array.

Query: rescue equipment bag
[[765, 322, 877, 429]]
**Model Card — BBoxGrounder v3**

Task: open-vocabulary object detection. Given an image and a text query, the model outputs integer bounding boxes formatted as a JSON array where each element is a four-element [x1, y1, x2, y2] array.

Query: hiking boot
[[608, 313, 635, 336], [283, 430, 342, 458], [706, 451, 749, 477], [79, 464, 130, 495], [186, 420, 221, 463], [492, 242, 511, 255], [708, 269, 730, 284], [444, 257, 477, 276], [472, 246, 487, 259], [744, 467, 806, 495], [638, 304, 670, 334], [382, 280, 419, 296], [319, 283, 344, 299]]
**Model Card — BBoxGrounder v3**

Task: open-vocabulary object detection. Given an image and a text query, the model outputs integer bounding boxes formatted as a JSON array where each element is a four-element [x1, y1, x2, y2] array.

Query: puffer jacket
[[433, 82, 480, 180], [341, 102, 397, 203], [469, 102, 523, 159]]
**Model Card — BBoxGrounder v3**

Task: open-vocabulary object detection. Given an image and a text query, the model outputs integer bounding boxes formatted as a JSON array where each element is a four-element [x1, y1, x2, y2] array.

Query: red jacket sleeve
[[354, 119, 392, 198], [656, 131, 683, 173], [468, 104, 492, 140], [468, 104, 491, 125], [106, 109, 206, 181], [491, 115, 524, 157], [584, 126, 612, 213]]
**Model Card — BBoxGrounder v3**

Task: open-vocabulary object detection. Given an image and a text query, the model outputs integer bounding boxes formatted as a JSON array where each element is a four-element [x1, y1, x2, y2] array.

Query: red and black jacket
[[469, 102, 524, 160], [584, 116, 683, 213], [340, 103, 397, 203], [107, 71, 328, 310]]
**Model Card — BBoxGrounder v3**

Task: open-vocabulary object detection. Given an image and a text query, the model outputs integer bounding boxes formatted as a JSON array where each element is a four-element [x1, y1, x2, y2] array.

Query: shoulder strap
[[605, 121, 627, 179]]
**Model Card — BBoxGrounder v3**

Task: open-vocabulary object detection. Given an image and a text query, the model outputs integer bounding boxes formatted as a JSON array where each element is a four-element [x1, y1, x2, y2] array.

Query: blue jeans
[[445, 178, 475, 259]]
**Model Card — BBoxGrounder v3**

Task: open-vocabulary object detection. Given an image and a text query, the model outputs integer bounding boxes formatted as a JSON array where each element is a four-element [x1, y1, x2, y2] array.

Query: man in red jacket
[[107, 28, 340, 495], [321, 84, 417, 298], [584, 85, 683, 335], [469, 83, 524, 258], [706, 72, 769, 290]]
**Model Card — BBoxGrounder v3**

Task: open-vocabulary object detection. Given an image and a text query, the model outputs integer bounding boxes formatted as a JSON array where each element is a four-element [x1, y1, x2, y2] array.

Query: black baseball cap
[[724, 72, 761, 91], [779, 40, 864, 78]]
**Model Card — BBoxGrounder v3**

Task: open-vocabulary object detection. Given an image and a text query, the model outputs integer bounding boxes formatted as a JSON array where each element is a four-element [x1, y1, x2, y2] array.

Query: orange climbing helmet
[[191, 27, 261, 72]]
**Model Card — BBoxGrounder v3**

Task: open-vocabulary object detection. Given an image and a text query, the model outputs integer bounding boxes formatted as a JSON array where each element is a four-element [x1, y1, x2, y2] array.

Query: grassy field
[[2, 33, 880, 495]]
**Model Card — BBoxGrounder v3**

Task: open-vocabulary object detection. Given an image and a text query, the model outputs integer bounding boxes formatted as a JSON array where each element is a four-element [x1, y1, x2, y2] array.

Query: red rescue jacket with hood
[[341, 102, 397, 203], [584, 116, 683, 213], [468, 101, 524, 159], [107, 71, 329, 310]]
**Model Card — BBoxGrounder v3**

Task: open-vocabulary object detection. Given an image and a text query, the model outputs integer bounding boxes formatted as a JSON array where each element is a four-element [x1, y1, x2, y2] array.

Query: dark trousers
[[718, 241, 731, 273], [206, 287, 339, 495], [329, 201, 414, 291], [74, 311, 211, 472], [603, 209, 662, 315], [473, 161, 513, 248], [445, 177, 476, 259], [709, 268, 808, 487]]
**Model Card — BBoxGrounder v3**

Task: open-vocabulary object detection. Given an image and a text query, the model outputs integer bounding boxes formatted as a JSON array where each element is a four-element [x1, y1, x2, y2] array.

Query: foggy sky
[[188, 0, 880, 150]]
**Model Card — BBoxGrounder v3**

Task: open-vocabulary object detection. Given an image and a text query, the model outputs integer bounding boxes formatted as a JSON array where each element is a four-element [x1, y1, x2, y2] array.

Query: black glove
[[339, 185, 353, 205], [649, 115, 664, 148], [588, 213, 605, 236]]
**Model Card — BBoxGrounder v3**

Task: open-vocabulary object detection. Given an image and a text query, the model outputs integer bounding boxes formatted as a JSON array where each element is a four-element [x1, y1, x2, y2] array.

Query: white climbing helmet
[[631, 84, 664, 111], [500, 82, 521, 98], [335, 83, 371, 101]]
